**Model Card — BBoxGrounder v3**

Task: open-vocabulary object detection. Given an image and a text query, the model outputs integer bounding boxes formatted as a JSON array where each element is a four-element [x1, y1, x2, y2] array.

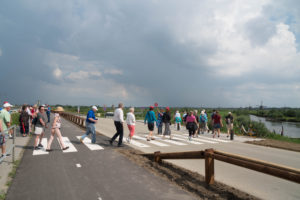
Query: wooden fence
[[58, 112, 86, 128], [142, 149, 300, 185]]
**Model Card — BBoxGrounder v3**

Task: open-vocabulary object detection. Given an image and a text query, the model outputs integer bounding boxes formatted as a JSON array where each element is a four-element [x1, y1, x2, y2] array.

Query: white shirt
[[113, 108, 124, 122], [175, 112, 181, 118], [126, 112, 136, 125]]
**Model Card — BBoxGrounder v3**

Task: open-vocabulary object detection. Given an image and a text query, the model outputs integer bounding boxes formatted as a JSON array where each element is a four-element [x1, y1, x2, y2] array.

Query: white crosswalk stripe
[[124, 138, 150, 148], [197, 135, 231, 143], [57, 137, 78, 153], [171, 136, 203, 145], [76, 136, 104, 150], [149, 135, 187, 146], [133, 135, 169, 147], [175, 134, 218, 144], [33, 138, 49, 156]]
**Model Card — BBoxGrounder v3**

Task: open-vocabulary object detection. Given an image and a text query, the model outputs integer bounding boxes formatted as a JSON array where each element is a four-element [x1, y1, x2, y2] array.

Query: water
[[250, 115, 300, 138]]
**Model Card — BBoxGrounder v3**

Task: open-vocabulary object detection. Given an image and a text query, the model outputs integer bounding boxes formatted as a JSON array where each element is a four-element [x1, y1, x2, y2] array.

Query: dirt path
[[246, 139, 300, 152]]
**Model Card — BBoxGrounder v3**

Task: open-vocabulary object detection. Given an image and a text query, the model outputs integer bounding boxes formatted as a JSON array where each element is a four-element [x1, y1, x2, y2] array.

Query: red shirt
[[213, 114, 221, 124]]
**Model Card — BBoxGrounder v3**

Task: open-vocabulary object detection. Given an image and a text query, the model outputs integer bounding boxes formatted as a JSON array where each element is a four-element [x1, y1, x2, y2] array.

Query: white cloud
[[53, 68, 62, 79], [104, 69, 122, 75], [66, 70, 101, 81]]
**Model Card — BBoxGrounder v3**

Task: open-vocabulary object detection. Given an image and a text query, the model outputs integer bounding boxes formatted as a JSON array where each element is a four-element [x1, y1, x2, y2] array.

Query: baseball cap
[[92, 106, 98, 111], [3, 102, 13, 108], [166, 106, 170, 111], [149, 106, 154, 109]]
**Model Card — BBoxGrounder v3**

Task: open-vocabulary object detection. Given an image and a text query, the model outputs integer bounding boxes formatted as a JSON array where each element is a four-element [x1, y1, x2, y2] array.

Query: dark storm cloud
[[0, 0, 300, 107]]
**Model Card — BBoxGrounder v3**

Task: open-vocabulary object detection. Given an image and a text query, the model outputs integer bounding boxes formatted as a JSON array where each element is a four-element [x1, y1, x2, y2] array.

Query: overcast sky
[[0, 0, 300, 107]]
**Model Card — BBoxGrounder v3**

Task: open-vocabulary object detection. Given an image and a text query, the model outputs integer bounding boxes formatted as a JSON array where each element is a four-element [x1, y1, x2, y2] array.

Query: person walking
[[162, 107, 172, 139], [110, 103, 124, 147], [194, 110, 199, 137], [19, 105, 30, 137], [0, 102, 13, 157], [186, 111, 197, 141], [34, 106, 47, 150], [156, 108, 164, 135], [126, 107, 136, 143], [46, 107, 69, 151], [199, 110, 208, 134], [145, 106, 157, 141], [46, 105, 51, 123], [225, 112, 234, 137], [80, 106, 98, 144], [213, 110, 223, 138], [210, 110, 216, 134], [174, 110, 181, 131]]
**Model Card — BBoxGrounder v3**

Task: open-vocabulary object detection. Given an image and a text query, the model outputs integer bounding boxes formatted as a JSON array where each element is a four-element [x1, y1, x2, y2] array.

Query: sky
[[0, 0, 300, 107]]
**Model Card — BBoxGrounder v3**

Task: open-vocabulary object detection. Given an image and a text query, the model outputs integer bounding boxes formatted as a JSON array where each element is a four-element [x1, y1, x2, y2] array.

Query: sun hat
[[3, 102, 13, 108], [55, 106, 64, 112], [92, 106, 98, 111], [228, 112, 232, 114]]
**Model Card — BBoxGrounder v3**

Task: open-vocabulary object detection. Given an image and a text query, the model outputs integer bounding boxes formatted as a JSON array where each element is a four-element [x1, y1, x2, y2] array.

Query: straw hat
[[54, 106, 64, 112]]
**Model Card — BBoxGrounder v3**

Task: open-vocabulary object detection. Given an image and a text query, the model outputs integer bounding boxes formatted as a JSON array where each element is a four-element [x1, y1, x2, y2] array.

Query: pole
[[13, 126, 15, 163]]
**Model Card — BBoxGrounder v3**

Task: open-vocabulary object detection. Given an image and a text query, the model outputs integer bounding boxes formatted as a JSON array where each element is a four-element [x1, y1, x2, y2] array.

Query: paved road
[[6, 116, 198, 200], [95, 118, 300, 200]]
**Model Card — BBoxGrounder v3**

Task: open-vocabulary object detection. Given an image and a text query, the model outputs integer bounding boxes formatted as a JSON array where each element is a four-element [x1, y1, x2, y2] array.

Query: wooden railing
[[142, 149, 300, 185], [58, 112, 86, 128]]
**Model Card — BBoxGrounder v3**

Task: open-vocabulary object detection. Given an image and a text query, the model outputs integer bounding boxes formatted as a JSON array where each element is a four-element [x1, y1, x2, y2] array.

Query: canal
[[250, 115, 300, 138]]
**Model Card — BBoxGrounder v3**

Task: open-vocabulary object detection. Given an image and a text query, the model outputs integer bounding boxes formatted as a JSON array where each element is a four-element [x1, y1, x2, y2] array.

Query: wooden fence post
[[154, 151, 162, 163], [205, 148, 215, 185]]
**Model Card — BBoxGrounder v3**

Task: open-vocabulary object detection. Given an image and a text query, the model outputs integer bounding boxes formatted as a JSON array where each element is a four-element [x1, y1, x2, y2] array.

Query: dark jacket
[[162, 112, 171, 124]]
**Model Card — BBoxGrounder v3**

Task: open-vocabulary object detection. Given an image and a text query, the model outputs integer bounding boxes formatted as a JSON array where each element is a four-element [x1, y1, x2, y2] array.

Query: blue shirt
[[144, 111, 157, 123], [86, 110, 96, 123], [0, 107, 2, 111]]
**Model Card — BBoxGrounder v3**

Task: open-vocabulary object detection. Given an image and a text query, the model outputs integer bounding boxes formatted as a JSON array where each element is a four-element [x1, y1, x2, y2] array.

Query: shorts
[[148, 123, 154, 131], [200, 122, 206, 129], [214, 123, 221, 129], [226, 123, 233, 130], [0, 134, 5, 146], [35, 127, 44, 135]]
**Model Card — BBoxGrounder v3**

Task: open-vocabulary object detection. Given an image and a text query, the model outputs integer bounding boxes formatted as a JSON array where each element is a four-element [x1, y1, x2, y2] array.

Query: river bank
[[246, 139, 300, 152]]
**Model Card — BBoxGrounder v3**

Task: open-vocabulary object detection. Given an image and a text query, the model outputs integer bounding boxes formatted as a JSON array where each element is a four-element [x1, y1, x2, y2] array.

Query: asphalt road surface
[[6, 117, 198, 200], [96, 117, 300, 200]]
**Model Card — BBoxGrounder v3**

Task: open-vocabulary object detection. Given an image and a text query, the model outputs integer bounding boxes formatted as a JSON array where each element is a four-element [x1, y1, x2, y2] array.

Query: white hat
[[92, 106, 98, 111], [3, 102, 13, 108]]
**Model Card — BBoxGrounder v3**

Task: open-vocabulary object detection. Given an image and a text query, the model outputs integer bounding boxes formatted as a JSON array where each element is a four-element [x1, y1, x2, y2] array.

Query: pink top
[[186, 115, 196, 123]]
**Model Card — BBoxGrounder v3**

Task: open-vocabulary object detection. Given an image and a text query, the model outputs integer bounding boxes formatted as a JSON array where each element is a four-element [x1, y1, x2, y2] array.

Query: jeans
[[81, 122, 96, 143], [111, 121, 123, 145], [47, 112, 50, 122], [157, 123, 163, 134]]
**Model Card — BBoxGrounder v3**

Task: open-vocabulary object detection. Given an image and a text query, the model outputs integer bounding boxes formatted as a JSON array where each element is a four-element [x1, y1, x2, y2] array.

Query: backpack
[[200, 114, 206, 122], [32, 117, 38, 125]]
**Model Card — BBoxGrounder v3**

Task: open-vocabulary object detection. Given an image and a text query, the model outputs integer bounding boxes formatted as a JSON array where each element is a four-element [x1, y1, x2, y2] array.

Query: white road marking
[[33, 138, 49, 156], [57, 137, 78, 153], [150, 135, 187, 146], [180, 134, 218, 144], [76, 163, 82, 168], [76, 136, 104, 150], [197, 135, 231, 143], [124, 138, 150, 148], [171, 136, 203, 145], [133, 135, 169, 147]]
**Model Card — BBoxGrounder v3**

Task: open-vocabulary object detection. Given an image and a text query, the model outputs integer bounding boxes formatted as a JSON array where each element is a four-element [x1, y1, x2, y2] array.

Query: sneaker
[[9, 135, 13, 139], [46, 149, 53, 152], [38, 143, 43, 148], [62, 146, 69, 150], [188, 136, 192, 141], [151, 137, 155, 140], [117, 144, 124, 147], [79, 138, 83, 143], [34, 146, 41, 150], [109, 140, 113, 146], [126, 137, 130, 143], [146, 138, 150, 141]]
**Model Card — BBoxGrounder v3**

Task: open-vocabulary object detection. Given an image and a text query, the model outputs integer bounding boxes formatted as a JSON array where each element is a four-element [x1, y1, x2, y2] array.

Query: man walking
[[46, 105, 51, 123], [80, 106, 98, 144], [0, 102, 13, 157], [109, 103, 124, 147]]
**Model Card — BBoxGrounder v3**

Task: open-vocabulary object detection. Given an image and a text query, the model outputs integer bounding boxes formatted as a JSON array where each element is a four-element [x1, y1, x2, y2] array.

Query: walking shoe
[[151, 137, 155, 140], [34, 146, 41, 150], [9, 135, 13, 139], [79, 138, 83, 143], [188, 136, 192, 141], [109, 140, 113, 146], [38, 143, 43, 148], [126, 137, 130, 143], [46, 149, 53, 152], [62, 146, 69, 150], [117, 144, 124, 147], [146, 138, 150, 141]]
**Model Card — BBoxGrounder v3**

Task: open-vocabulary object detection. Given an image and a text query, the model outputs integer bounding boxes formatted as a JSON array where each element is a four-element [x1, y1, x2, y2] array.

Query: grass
[[1, 159, 21, 199]]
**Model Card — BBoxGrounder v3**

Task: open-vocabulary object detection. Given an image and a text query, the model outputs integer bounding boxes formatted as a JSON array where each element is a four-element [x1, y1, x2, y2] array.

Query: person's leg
[[56, 128, 68, 149], [111, 121, 120, 142], [46, 129, 55, 150], [81, 123, 91, 141], [218, 128, 220, 137], [1, 145, 5, 155], [34, 135, 40, 148], [117, 123, 123, 146], [91, 124, 96, 144], [39, 129, 44, 146]]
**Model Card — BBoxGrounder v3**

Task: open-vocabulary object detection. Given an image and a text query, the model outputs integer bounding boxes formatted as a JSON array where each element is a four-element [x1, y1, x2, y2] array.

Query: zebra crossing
[[32, 133, 231, 156]]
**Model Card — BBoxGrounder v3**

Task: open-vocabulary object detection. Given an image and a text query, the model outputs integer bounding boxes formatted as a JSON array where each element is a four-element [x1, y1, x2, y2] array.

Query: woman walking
[[46, 107, 69, 151], [156, 108, 164, 135], [174, 110, 181, 131], [199, 110, 208, 134], [19, 105, 30, 137], [186, 111, 197, 140], [213, 110, 223, 138], [162, 107, 172, 139], [145, 106, 157, 141], [126, 107, 136, 143]]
